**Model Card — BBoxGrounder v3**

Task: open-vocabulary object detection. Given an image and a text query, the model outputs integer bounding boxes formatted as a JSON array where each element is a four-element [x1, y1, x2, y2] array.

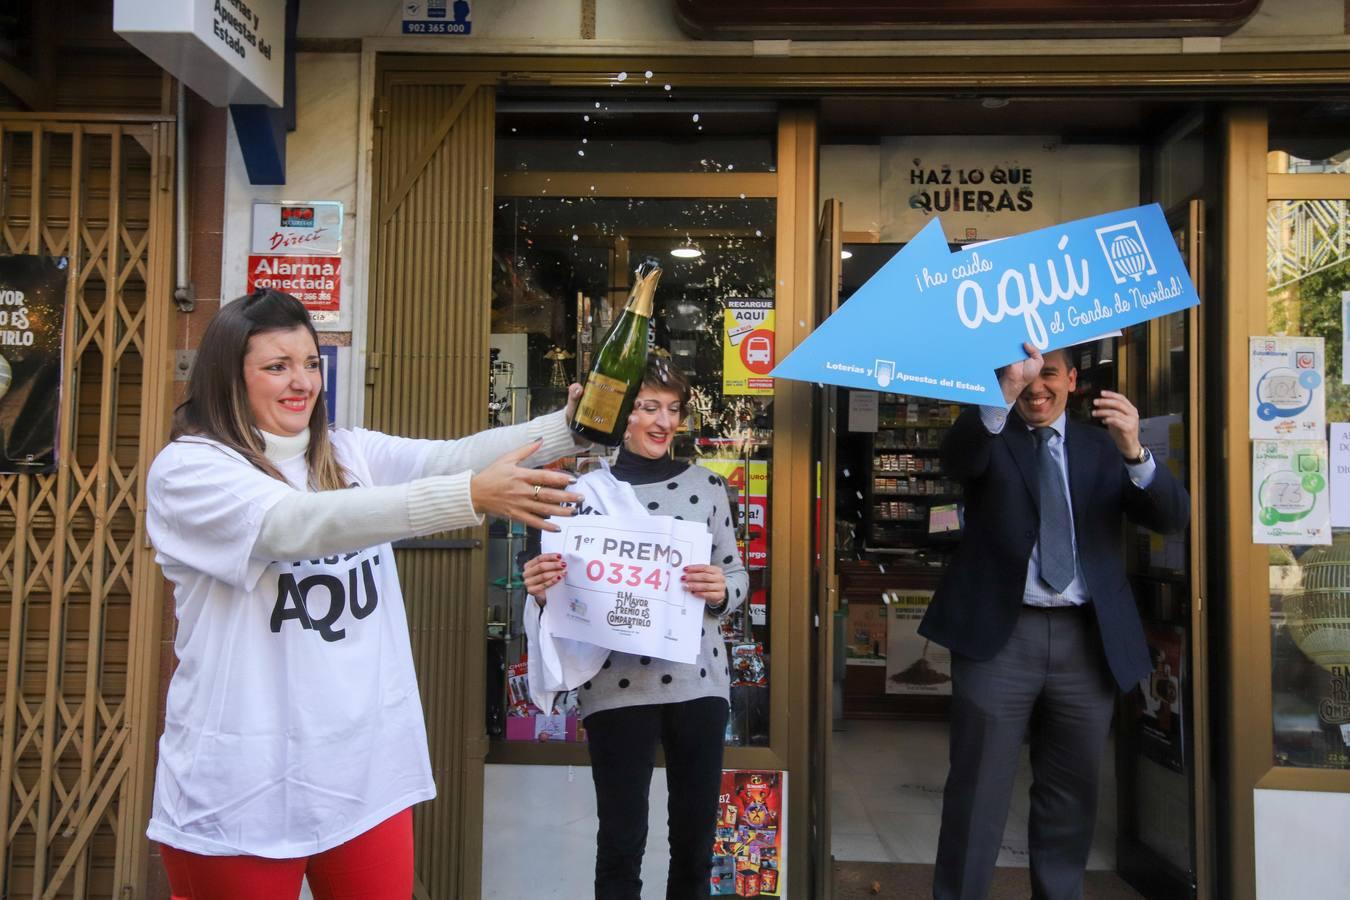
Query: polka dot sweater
[[578, 463, 749, 719]]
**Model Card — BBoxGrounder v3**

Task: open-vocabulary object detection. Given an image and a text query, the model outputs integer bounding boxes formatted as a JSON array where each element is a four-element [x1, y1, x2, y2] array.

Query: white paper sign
[[541, 514, 711, 664], [1330, 424, 1350, 527], [1250, 336, 1326, 439], [848, 391, 879, 433], [1253, 440, 1331, 545], [251, 201, 343, 256], [1342, 293, 1350, 385]]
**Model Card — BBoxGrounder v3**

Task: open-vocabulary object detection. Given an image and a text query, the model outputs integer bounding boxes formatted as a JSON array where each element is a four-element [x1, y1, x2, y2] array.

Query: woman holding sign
[[145, 289, 585, 900], [523, 358, 749, 900]]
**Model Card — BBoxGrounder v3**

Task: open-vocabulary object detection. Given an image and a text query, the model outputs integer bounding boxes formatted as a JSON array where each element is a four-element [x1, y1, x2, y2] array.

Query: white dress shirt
[[978, 406, 1156, 607]]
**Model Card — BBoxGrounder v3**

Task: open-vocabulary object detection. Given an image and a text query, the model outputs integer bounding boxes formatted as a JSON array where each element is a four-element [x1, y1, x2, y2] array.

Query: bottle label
[[575, 372, 628, 432]]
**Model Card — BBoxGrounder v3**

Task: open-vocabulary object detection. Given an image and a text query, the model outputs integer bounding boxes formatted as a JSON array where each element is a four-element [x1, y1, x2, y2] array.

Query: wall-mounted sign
[[403, 0, 474, 35], [115, 0, 284, 107], [247, 255, 341, 323], [251, 201, 342, 256], [773, 204, 1200, 406], [0, 256, 69, 474], [247, 201, 343, 324]]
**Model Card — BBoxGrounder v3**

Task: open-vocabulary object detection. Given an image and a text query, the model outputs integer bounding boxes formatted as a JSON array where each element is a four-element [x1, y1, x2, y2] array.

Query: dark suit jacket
[[918, 406, 1190, 692]]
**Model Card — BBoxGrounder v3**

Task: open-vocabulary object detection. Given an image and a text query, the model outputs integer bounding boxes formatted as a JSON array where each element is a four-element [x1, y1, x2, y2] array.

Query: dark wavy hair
[[171, 288, 347, 491]]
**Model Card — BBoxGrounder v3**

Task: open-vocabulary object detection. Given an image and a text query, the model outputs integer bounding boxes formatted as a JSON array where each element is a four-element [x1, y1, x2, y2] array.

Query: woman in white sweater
[[145, 288, 585, 899]]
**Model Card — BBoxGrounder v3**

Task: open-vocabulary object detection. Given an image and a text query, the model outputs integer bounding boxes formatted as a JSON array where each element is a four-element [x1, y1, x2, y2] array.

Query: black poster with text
[[0, 255, 68, 473]]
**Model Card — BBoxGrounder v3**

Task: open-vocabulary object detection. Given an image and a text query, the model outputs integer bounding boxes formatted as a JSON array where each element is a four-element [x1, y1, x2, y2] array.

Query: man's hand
[[563, 383, 583, 427], [996, 342, 1044, 405], [1092, 390, 1143, 460]]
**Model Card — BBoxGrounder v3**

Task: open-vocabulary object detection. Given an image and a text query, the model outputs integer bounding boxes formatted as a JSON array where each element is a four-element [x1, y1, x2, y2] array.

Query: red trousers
[[159, 808, 413, 900]]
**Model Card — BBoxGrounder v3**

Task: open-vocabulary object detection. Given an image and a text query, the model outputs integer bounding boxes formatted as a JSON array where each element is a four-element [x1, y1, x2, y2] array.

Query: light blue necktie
[[1034, 427, 1075, 594]]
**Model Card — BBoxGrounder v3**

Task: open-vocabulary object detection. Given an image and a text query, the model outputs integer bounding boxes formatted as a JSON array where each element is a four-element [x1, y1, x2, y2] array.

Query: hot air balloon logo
[[1095, 220, 1157, 285]]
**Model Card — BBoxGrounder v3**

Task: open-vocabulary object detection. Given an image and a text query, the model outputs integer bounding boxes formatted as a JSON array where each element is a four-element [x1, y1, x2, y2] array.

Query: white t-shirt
[[145, 429, 441, 858]]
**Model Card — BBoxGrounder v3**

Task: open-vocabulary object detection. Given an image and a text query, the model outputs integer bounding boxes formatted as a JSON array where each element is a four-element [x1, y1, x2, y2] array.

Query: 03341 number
[[583, 560, 670, 591]]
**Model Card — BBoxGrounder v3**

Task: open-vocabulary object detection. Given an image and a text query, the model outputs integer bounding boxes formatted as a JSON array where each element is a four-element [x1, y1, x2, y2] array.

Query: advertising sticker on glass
[[0, 255, 68, 473]]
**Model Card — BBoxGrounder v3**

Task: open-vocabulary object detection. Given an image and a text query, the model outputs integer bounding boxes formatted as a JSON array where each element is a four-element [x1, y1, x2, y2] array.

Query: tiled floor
[[830, 719, 1117, 871]]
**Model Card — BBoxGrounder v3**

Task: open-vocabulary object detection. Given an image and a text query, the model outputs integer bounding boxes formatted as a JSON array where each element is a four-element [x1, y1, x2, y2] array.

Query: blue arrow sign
[[771, 203, 1200, 406]]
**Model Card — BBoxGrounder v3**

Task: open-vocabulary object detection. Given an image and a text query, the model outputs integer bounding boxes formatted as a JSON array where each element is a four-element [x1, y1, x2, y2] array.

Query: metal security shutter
[[0, 119, 174, 899], [368, 69, 495, 900]]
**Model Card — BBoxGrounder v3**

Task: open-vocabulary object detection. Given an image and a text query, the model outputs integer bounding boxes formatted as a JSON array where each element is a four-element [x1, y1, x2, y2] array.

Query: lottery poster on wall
[[710, 770, 786, 897], [0, 255, 68, 473], [701, 458, 768, 569], [722, 299, 775, 396], [885, 590, 952, 696], [1253, 440, 1331, 545], [1250, 336, 1325, 439]]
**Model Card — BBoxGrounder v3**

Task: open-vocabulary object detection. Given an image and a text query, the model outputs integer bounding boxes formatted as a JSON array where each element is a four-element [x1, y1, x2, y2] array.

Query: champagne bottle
[[571, 258, 662, 445]]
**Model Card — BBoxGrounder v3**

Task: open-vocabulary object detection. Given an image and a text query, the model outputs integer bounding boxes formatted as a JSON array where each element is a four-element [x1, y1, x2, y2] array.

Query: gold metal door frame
[[1223, 109, 1350, 900], [0, 117, 175, 900]]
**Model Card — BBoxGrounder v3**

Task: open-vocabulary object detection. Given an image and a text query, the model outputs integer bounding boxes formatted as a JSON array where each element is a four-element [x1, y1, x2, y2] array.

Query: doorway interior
[[816, 94, 1212, 900]]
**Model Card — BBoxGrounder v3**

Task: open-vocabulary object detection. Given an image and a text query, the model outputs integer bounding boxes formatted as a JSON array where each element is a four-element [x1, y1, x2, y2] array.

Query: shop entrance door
[[811, 198, 843, 898], [1113, 198, 1212, 899]]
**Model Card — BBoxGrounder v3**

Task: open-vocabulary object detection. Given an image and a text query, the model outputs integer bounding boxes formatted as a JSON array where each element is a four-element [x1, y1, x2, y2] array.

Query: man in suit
[[921, 342, 1190, 900]]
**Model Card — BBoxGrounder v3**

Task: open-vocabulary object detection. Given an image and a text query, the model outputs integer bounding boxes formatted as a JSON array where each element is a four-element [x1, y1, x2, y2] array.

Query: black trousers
[[584, 697, 729, 900]]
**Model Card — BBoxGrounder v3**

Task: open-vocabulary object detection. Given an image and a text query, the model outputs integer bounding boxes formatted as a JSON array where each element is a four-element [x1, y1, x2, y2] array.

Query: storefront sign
[[702, 459, 768, 569], [541, 514, 712, 664], [1253, 440, 1331, 546], [773, 204, 1200, 406], [1250, 336, 1325, 439], [402, 0, 473, 35], [885, 590, 952, 695], [115, 0, 284, 107], [722, 299, 775, 395], [676, 0, 1260, 40], [880, 138, 1139, 242], [0, 256, 68, 474], [710, 770, 785, 897]]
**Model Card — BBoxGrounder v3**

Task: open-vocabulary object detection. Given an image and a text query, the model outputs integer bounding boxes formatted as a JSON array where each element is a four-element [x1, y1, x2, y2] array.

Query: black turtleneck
[[610, 445, 690, 485]]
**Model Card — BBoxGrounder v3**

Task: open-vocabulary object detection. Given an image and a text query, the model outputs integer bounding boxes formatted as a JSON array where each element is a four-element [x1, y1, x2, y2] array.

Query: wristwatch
[[1124, 447, 1151, 465]]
